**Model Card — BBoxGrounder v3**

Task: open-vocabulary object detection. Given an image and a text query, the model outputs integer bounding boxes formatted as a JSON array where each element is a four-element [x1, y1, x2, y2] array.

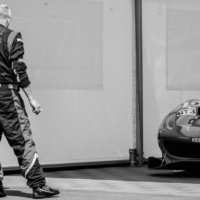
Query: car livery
[[148, 99, 200, 171]]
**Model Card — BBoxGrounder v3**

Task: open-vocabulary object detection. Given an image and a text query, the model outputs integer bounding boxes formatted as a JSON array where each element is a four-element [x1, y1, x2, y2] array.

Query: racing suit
[[0, 24, 45, 188]]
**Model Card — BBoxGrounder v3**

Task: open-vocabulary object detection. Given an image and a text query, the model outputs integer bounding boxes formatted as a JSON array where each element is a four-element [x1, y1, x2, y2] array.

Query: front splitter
[[148, 157, 200, 171]]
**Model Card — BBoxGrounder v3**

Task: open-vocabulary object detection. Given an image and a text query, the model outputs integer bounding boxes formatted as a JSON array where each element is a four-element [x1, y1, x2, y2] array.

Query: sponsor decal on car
[[177, 108, 196, 117], [192, 138, 200, 143], [183, 101, 200, 108]]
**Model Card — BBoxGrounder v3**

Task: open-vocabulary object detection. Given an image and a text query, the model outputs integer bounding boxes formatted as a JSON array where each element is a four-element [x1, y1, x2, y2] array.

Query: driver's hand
[[29, 99, 42, 115]]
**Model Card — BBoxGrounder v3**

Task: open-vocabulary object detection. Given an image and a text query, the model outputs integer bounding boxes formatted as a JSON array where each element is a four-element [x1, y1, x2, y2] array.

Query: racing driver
[[0, 4, 60, 199]]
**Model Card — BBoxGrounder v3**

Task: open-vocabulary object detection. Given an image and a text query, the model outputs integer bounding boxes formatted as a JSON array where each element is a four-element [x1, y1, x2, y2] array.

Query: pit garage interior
[[1, 0, 200, 199]]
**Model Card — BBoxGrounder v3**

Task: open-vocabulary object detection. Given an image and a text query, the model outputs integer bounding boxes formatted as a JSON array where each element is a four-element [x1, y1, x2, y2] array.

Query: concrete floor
[[2, 164, 200, 199]]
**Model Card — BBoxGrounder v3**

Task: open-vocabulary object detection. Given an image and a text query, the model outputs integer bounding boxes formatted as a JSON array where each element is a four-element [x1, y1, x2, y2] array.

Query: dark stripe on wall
[[135, 0, 143, 166]]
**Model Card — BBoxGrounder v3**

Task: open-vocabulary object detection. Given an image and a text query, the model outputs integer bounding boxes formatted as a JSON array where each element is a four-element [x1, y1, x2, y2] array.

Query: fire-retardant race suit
[[0, 24, 46, 188]]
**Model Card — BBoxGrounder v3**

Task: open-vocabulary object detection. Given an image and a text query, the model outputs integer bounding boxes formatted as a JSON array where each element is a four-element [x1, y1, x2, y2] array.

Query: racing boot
[[32, 185, 60, 199], [0, 181, 6, 197]]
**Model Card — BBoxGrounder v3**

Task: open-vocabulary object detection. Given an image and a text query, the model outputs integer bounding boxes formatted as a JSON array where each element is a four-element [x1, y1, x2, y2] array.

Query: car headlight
[[164, 113, 176, 131]]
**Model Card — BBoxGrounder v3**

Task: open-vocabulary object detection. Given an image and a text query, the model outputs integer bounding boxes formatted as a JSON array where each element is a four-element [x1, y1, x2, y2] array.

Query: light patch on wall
[[166, 8, 200, 90], [19, 0, 103, 90]]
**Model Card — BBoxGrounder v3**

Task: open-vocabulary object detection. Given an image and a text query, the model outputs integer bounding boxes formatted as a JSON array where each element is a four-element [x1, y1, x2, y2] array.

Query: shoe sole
[[33, 192, 59, 199]]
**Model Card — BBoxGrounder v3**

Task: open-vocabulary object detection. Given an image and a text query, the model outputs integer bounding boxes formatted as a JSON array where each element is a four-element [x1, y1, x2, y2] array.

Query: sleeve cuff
[[19, 78, 31, 88]]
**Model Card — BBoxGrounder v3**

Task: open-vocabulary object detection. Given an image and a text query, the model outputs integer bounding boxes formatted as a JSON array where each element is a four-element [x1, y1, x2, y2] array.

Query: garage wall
[[0, 0, 134, 167], [142, 0, 200, 158]]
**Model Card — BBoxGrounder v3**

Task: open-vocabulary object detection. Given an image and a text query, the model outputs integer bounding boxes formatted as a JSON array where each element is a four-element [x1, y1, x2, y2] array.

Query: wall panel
[[0, 0, 134, 167]]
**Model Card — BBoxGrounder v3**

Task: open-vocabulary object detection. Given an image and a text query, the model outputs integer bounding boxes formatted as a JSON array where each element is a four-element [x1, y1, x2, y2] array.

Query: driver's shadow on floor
[[5, 189, 59, 199], [6, 189, 32, 198]]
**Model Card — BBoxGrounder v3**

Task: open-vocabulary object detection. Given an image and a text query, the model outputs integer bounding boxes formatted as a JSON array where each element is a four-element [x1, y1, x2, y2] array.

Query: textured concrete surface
[[2, 164, 200, 199], [3, 189, 200, 200]]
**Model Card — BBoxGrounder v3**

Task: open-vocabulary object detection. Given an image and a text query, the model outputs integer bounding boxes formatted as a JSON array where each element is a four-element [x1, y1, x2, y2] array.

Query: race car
[[148, 99, 200, 171]]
